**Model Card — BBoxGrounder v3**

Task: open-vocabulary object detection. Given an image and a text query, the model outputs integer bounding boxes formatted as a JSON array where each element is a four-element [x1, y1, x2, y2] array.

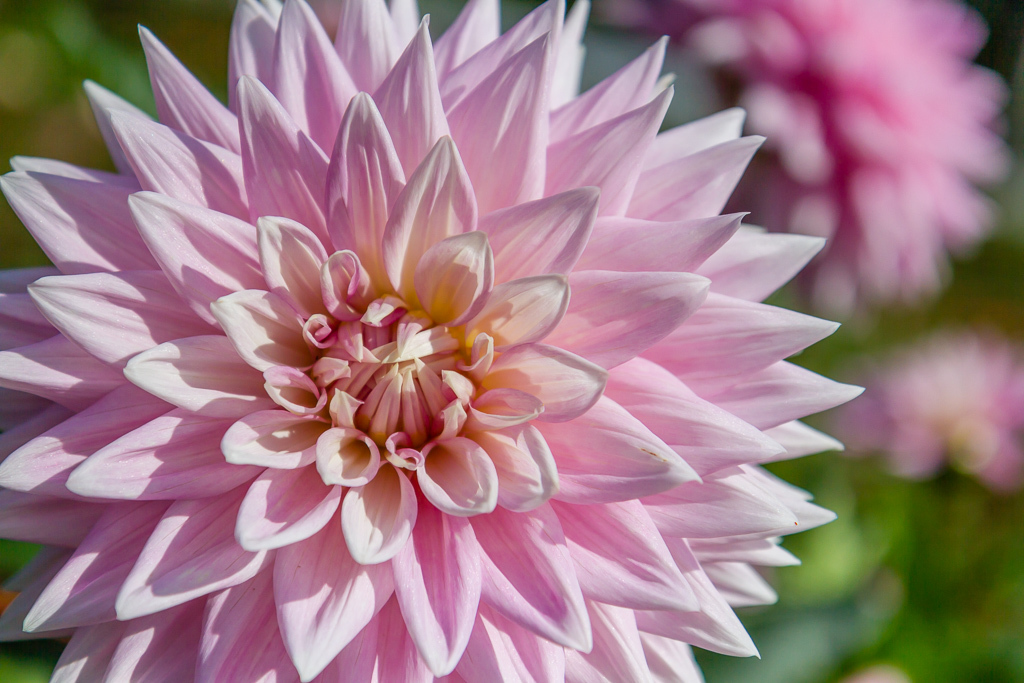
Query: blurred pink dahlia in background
[[0, 0, 859, 680], [603, 0, 1011, 313], [840, 666, 913, 683], [837, 331, 1024, 492]]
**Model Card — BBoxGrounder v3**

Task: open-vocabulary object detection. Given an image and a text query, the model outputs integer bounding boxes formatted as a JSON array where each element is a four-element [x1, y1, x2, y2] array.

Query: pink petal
[[639, 633, 705, 683], [0, 291, 51, 351], [237, 76, 331, 245], [82, 79, 151, 176], [274, 518, 394, 681], [8, 156, 138, 185], [272, 0, 356, 151], [433, 0, 500, 77], [105, 601, 206, 682], [764, 420, 844, 460], [341, 465, 418, 564], [0, 547, 73, 641], [466, 274, 569, 349], [456, 602, 566, 683], [334, 0, 401, 92], [315, 427, 381, 486], [50, 621, 126, 683], [564, 602, 652, 683], [116, 489, 272, 620], [222, 409, 327, 469], [392, 497, 481, 675], [465, 389, 545, 432], [311, 609, 379, 683], [480, 187, 599, 283], [258, 215, 330, 318], [537, 396, 698, 504], [546, 87, 672, 217], [696, 229, 825, 302], [413, 231, 494, 325], [482, 343, 607, 422], [140, 26, 241, 153], [551, 499, 697, 612], [227, 0, 279, 111], [374, 20, 450, 176], [644, 107, 746, 170], [124, 335, 275, 418], [0, 491, 104, 547], [472, 504, 591, 651], [471, 425, 559, 512], [128, 192, 264, 327], [0, 335, 124, 410], [702, 561, 778, 607], [389, 0, 421, 43], [0, 394, 66, 459], [419, 437, 499, 516], [546, 270, 710, 369], [28, 271, 213, 368], [66, 410, 261, 500], [236, 466, 341, 551], [211, 289, 312, 371], [550, 0, 588, 108], [372, 598, 435, 683]]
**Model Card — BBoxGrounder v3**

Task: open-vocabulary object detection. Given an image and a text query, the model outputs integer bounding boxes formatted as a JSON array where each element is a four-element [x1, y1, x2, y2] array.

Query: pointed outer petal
[[0, 171, 156, 275], [639, 634, 706, 683], [274, 517, 395, 682], [334, 0, 400, 92], [28, 272, 215, 368], [472, 503, 591, 650], [0, 335, 125, 410], [470, 425, 558, 512], [222, 410, 326, 469], [236, 466, 341, 551], [536, 396, 697, 504], [0, 292, 51, 350], [111, 111, 249, 219], [551, 499, 697, 612], [272, 0, 357, 151], [546, 270, 710, 370], [83, 79, 152, 176], [0, 386, 55, 434], [576, 214, 743, 275], [139, 26, 241, 153], [389, 0, 420, 43], [643, 294, 840, 382], [628, 137, 763, 223], [446, 34, 552, 216], [695, 229, 826, 302], [565, 602, 653, 683], [116, 490, 272, 620], [124, 335, 275, 418], [311, 618, 379, 683], [50, 621, 127, 683], [0, 491, 104, 547], [0, 266, 59, 293], [550, 0, 588, 109], [0, 548, 74, 643], [210, 289, 312, 372], [748, 467, 836, 533], [236, 78, 332, 243], [604, 358, 786, 476], [456, 602, 566, 683], [365, 598, 432, 683], [414, 231, 494, 325], [764, 420, 844, 460], [9, 156, 139, 186], [198, 570, 300, 683], [641, 467, 799, 539], [257, 216, 329, 317], [0, 403, 72, 463], [382, 136, 477, 301], [546, 87, 673, 218], [687, 537, 799, 568], [432, 0, 499, 78], [23, 501, 168, 632], [637, 538, 758, 658], [482, 344, 607, 423], [480, 187, 599, 283], [128, 192, 264, 326], [418, 437, 499, 516], [439, 0, 562, 107], [0, 385, 171, 498], [392, 497, 481, 676], [688, 361, 863, 432], [104, 601, 205, 683], [464, 275, 567, 349], [374, 21, 450, 177], [643, 108, 747, 170], [550, 37, 665, 143], [702, 562, 777, 607], [228, 0, 280, 111], [340, 465, 417, 565], [315, 427, 381, 486], [66, 410, 261, 500]]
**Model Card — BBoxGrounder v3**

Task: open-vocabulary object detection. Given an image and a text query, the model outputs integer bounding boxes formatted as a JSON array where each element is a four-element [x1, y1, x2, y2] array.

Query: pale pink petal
[[211, 289, 312, 371], [466, 274, 569, 348], [465, 389, 545, 433], [564, 602, 652, 683], [9, 156, 138, 185], [0, 547, 72, 641], [643, 108, 746, 170], [551, 499, 697, 612], [389, 0, 421, 44], [413, 231, 494, 325], [695, 229, 826, 302], [334, 0, 401, 92], [140, 26, 241, 153], [764, 420, 844, 459], [419, 437, 499, 516], [228, 0, 280, 111], [687, 538, 799, 568], [546, 87, 672, 217], [537, 396, 698, 504], [0, 335, 125, 411], [236, 466, 341, 551], [258, 215, 330, 317], [456, 602, 566, 683], [472, 504, 591, 651], [392, 497, 481, 675], [0, 290, 51, 350], [470, 425, 558, 512], [480, 187, 598, 283], [274, 518, 394, 681], [128, 192, 264, 327], [372, 598, 434, 683], [702, 561, 778, 607], [0, 492, 104, 547], [104, 601, 205, 683], [222, 409, 327, 469], [0, 395, 66, 459], [82, 79, 151, 176], [550, 0, 588, 108], [50, 621, 126, 683], [639, 634, 705, 683], [124, 335, 275, 418], [483, 343, 607, 422], [311, 609, 379, 682], [433, 0, 500, 78], [28, 271, 213, 367], [66, 410, 261, 500], [320, 250, 373, 320], [315, 427, 381, 486], [341, 465, 418, 564]]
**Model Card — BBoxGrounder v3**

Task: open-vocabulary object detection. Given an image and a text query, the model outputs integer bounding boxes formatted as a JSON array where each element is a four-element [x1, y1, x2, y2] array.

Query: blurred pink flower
[[841, 665, 913, 683], [838, 331, 1024, 491], [606, 0, 1010, 312], [0, 0, 858, 680]]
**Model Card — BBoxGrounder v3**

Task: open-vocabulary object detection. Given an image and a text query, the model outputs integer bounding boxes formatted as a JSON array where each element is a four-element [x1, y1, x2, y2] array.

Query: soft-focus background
[[0, 1, 1021, 681]]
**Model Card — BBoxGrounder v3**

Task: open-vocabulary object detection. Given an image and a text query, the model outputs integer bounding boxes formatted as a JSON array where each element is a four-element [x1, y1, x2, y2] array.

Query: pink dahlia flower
[[838, 331, 1024, 492], [0, 0, 858, 680], [605, 0, 1010, 312]]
